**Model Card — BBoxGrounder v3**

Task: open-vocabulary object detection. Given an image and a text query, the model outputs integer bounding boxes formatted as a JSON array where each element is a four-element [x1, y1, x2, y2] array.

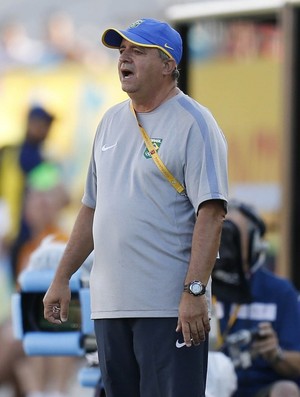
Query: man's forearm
[[54, 204, 95, 282], [271, 350, 300, 377], [185, 199, 226, 285]]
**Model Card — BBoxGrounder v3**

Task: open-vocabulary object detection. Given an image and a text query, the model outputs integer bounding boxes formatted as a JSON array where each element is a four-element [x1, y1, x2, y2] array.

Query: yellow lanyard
[[130, 101, 186, 196], [212, 295, 241, 350]]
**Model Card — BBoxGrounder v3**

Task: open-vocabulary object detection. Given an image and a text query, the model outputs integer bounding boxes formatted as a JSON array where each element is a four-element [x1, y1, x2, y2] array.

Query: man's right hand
[[43, 279, 71, 324]]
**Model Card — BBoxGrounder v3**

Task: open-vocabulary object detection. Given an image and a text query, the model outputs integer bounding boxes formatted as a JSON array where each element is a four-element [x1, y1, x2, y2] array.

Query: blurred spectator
[[0, 105, 55, 278], [38, 10, 108, 69], [0, 163, 71, 397], [0, 20, 43, 69], [0, 319, 25, 397], [212, 200, 300, 397], [41, 11, 88, 65], [0, 200, 24, 397], [0, 13, 106, 70], [15, 161, 70, 276]]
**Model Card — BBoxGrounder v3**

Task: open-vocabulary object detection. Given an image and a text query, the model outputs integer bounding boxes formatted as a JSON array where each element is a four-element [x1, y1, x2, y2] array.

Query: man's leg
[[94, 319, 140, 397], [133, 318, 208, 397]]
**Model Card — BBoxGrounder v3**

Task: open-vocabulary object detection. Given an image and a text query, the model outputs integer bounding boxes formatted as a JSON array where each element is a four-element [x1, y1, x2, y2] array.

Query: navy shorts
[[94, 317, 208, 397]]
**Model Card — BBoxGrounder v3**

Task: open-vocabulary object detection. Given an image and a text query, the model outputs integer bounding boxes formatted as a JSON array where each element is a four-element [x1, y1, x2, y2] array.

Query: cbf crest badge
[[144, 138, 163, 159], [129, 20, 143, 29]]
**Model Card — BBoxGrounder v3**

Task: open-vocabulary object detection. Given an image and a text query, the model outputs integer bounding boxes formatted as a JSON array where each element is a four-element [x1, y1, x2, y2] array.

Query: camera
[[224, 328, 262, 369], [12, 267, 101, 388]]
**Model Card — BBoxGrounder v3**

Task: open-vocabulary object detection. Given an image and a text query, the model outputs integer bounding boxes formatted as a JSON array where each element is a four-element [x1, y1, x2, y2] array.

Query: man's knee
[[270, 380, 300, 397]]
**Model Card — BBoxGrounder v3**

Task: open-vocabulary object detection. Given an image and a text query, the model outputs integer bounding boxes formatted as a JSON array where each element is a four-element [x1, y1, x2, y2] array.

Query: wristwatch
[[184, 280, 206, 296], [270, 346, 284, 364]]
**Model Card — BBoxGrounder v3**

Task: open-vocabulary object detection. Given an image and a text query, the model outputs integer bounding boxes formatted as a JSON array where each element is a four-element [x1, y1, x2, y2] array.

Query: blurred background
[[1, 0, 300, 396]]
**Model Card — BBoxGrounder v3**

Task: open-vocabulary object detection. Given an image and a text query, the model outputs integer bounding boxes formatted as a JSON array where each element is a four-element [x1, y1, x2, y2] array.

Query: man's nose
[[119, 50, 132, 63]]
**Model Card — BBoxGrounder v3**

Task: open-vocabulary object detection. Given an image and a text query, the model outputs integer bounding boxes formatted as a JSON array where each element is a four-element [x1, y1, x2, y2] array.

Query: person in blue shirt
[[212, 200, 300, 397], [0, 105, 55, 279]]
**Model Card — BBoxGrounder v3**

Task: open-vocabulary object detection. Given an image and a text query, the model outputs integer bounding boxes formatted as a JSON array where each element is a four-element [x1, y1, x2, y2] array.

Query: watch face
[[191, 283, 202, 294], [184, 280, 206, 296]]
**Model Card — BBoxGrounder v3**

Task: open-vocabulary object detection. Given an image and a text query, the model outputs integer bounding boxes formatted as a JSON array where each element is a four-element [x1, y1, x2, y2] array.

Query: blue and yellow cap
[[102, 18, 183, 65]]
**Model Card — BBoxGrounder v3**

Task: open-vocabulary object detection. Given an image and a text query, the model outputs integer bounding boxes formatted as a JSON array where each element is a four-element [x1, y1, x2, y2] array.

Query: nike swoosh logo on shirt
[[175, 340, 186, 348], [102, 143, 117, 151]]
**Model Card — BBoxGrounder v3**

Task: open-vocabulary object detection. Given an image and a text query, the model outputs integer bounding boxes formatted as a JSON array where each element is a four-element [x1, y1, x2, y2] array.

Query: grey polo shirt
[[82, 91, 228, 319]]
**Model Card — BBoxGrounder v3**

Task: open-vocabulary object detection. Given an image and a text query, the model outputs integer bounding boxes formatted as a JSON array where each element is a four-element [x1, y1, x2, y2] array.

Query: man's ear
[[162, 59, 176, 75]]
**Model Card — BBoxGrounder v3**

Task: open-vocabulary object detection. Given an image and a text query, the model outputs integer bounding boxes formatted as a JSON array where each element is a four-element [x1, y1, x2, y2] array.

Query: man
[[212, 201, 300, 397], [0, 105, 55, 277], [43, 18, 228, 397]]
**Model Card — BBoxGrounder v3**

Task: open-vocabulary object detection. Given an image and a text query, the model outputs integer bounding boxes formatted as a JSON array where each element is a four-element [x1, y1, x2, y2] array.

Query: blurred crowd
[[0, 10, 107, 71], [0, 103, 83, 397], [0, 10, 112, 395]]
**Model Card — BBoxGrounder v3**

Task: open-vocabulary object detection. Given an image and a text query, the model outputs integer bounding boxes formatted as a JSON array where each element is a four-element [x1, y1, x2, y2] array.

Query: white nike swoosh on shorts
[[102, 143, 117, 151], [175, 340, 186, 348]]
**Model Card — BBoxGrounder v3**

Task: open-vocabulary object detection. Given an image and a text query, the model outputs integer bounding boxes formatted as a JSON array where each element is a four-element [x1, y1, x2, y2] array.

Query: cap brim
[[101, 28, 174, 61], [102, 28, 150, 48]]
